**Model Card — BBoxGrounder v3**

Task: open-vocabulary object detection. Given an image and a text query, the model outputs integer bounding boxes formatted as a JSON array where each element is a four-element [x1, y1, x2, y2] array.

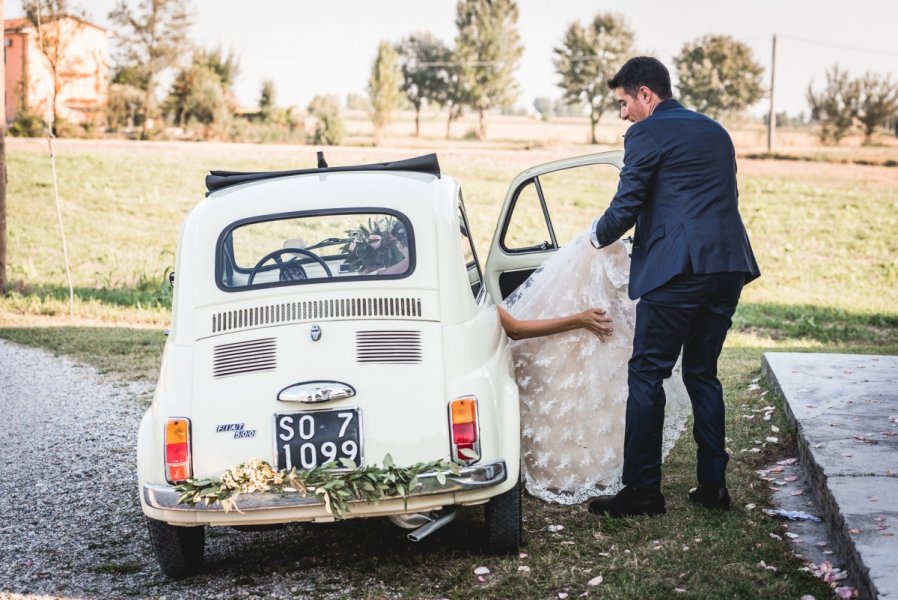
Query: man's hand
[[578, 308, 614, 342]]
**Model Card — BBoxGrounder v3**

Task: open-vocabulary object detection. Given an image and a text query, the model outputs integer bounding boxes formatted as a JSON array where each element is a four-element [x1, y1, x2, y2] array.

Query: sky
[[7, 0, 898, 117]]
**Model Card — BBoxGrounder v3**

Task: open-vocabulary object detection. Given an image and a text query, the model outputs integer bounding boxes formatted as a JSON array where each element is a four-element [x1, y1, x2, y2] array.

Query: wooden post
[[767, 33, 777, 154], [1, 0, 8, 295]]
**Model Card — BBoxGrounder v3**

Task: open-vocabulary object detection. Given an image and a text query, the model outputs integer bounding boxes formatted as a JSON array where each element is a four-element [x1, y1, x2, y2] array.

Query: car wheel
[[484, 475, 523, 554], [145, 517, 205, 578]]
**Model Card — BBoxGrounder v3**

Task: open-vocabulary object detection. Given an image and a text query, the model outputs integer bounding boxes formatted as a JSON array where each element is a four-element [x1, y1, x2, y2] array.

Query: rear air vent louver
[[356, 330, 422, 364], [213, 337, 276, 378], [211, 296, 423, 334]]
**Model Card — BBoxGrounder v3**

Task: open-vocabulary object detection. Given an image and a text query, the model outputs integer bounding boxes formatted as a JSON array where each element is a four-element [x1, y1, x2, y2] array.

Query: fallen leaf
[[769, 533, 782, 540], [519, 552, 529, 559], [848, 529, 862, 535], [682, 545, 689, 551], [548, 524, 565, 532], [477, 575, 486, 584], [777, 458, 798, 465], [769, 466, 785, 473], [745, 503, 756, 510], [769, 486, 782, 492], [518, 565, 531, 573], [559, 593, 569, 599], [784, 475, 799, 482], [766, 436, 779, 443], [834, 587, 857, 600], [587, 576, 603, 586], [771, 425, 780, 433], [474, 566, 490, 575], [742, 414, 755, 420], [816, 541, 828, 547], [598, 552, 610, 557], [786, 532, 799, 539], [561, 540, 575, 545], [674, 588, 687, 593], [791, 489, 804, 496]]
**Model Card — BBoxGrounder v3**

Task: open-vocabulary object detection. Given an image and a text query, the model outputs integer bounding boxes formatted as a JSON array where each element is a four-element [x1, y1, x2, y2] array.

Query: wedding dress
[[503, 231, 691, 505]]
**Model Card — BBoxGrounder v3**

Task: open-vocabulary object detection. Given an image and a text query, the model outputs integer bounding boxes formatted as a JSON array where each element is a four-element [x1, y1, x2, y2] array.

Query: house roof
[[4, 15, 107, 34]]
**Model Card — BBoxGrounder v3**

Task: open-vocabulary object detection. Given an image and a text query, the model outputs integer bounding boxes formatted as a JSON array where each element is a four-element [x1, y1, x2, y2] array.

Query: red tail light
[[449, 396, 480, 465], [165, 418, 192, 483]]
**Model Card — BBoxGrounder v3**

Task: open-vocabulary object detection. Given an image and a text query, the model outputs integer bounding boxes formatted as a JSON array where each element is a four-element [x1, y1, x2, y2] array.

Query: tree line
[[11, 0, 898, 146]]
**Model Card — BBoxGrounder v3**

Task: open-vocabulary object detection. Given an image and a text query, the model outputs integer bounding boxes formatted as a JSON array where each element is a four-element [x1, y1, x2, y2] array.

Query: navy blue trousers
[[622, 271, 745, 492]]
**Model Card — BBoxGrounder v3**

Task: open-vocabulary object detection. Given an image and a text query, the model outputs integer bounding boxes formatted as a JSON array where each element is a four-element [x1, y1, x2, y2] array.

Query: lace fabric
[[503, 231, 690, 505]]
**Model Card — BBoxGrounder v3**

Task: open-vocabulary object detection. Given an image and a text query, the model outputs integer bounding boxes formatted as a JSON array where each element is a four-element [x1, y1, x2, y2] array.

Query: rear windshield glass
[[218, 210, 413, 290]]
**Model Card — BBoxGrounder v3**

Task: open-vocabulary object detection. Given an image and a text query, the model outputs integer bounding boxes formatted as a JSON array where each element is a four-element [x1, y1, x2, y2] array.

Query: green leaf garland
[[174, 455, 461, 519]]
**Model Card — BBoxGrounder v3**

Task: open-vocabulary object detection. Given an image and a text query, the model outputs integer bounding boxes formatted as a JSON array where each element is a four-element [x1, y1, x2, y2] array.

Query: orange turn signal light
[[451, 397, 477, 424]]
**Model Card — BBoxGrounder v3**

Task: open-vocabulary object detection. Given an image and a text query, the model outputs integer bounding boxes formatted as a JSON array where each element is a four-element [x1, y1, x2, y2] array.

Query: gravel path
[[0, 340, 362, 600]]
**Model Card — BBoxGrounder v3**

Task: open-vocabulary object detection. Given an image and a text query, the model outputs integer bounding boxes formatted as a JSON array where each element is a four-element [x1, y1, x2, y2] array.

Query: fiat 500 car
[[138, 154, 524, 578]]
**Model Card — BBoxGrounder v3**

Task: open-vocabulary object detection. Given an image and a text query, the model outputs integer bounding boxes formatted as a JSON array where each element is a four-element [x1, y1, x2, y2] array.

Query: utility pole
[[767, 33, 777, 154], [1, 0, 8, 295]]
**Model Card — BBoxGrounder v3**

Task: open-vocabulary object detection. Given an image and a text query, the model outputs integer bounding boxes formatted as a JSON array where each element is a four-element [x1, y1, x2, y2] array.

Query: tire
[[145, 517, 205, 578], [484, 475, 523, 554]]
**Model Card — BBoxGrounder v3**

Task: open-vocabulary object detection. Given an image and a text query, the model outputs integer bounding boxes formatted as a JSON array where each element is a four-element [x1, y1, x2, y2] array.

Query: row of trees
[[371, 10, 769, 145]]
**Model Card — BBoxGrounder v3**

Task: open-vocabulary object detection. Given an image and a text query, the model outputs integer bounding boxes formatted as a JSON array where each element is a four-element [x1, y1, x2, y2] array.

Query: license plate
[[274, 408, 362, 470]]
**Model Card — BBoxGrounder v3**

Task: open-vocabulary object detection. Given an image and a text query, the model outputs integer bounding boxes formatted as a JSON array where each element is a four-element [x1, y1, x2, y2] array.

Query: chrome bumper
[[143, 460, 507, 512]]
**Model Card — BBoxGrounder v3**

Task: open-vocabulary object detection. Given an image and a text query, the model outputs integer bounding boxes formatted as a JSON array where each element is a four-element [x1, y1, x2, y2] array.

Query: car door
[[484, 150, 625, 302]]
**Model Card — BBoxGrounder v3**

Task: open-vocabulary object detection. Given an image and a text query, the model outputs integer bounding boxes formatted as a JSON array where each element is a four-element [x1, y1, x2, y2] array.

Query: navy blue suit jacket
[[593, 99, 760, 300]]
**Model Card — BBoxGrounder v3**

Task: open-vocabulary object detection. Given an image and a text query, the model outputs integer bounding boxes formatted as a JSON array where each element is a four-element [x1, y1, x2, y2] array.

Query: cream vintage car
[[138, 150, 624, 578]]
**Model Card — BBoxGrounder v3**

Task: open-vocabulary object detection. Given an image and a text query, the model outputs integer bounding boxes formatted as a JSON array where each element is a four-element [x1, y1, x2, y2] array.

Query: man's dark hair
[[608, 57, 673, 100]]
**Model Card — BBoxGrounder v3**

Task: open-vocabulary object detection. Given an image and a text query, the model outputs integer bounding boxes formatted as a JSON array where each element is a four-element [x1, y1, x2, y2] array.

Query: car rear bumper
[[143, 459, 507, 513]]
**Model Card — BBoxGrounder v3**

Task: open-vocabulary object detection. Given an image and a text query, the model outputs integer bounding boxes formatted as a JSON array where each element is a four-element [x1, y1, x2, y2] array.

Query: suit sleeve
[[592, 125, 662, 248]]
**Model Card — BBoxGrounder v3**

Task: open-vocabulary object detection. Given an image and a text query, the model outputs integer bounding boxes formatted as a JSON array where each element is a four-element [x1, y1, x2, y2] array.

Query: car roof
[[205, 153, 441, 195]]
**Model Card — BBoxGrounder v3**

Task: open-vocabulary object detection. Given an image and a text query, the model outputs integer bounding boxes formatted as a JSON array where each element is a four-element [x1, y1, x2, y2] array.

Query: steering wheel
[[247, 247, 333, 285]]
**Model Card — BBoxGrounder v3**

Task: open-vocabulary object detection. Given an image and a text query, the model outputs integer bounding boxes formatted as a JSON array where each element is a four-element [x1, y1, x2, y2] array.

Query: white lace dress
[[503, 231, 690, 505]]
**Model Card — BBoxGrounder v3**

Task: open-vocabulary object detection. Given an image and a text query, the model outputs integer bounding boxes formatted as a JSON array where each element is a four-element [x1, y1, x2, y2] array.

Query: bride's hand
[[579, 308, 613, 342]]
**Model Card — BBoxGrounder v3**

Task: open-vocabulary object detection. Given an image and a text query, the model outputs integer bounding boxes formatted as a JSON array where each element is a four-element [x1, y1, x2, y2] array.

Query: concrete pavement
[[763, 352, 898, 599]]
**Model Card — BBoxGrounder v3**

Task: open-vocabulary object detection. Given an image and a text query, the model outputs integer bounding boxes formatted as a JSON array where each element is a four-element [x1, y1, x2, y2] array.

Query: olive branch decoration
[[175, 455, 461, 520]]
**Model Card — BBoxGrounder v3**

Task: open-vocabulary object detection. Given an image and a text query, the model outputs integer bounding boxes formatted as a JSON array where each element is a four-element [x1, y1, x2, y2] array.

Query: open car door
[[484, 151, 625, 302]]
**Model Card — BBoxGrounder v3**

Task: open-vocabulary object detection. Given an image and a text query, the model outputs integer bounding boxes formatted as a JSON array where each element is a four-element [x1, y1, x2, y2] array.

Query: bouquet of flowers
[[340, 216, 408, 273]]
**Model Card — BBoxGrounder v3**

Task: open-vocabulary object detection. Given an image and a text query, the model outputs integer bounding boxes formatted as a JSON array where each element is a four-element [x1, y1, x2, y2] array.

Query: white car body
[[138, 151, 624, 577]]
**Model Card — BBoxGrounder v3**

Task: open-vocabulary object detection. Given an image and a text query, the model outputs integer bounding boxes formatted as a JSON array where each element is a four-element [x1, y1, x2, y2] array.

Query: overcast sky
[[8, 0, 898, 117]]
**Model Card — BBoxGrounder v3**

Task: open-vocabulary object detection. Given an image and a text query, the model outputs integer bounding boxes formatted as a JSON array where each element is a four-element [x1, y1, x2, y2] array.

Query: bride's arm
[[497, 306, 613, 342]]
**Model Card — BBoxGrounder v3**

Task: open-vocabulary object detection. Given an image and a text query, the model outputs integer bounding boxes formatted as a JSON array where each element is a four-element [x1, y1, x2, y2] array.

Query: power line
[[778, 34, 898, 58]]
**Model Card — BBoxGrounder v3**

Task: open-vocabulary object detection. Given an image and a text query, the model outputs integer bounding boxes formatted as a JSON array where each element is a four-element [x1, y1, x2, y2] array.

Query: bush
[[307, 95, 345, 146], [8, 111, 46, 137]]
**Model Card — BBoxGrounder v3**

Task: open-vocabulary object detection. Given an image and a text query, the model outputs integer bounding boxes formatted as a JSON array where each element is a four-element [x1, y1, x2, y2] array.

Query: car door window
[[458, 199, 484, 301], [500, 180, 554, 252], [536, 163, 621, 247], [500, 163, 621, 251]]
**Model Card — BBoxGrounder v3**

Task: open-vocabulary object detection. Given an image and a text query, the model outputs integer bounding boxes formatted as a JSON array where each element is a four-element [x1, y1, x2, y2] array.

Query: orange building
[[4, 15, 109, 125]]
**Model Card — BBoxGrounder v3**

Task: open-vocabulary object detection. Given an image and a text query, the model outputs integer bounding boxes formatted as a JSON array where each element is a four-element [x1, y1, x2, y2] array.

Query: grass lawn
[[2, 138, 897, 597]]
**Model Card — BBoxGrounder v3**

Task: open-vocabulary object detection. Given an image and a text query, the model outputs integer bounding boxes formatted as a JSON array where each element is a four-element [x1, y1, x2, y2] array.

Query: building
[[4, 15, 109, 125]]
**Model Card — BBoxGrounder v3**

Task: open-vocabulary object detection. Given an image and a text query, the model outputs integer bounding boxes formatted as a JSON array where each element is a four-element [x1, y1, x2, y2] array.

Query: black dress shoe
[[688, 485, 731, 510], [588, 486, 666, 518]]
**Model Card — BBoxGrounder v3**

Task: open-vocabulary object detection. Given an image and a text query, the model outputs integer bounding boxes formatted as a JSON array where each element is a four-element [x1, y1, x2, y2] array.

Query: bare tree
[[109, 0, 193, 139], [807, 65, 860, 145], [24, 0, 88, 134], [856, 72, 898, 145]]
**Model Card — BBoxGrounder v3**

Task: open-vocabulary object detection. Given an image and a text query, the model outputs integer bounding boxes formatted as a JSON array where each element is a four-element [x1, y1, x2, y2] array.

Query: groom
[[587, 57, 760, 518]]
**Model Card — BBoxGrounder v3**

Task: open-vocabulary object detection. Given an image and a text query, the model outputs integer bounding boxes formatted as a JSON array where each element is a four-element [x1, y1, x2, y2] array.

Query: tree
[[806, 65, 860, 145], [24, 0, 88, 134], [533, 97, 553, 121], [258, 79, 276, 121], [396, 32, 452, 137], [554, 13, 635, 143], [165, 47, 238, 137], [109, 0, 193, 139], [674, 35, 764, 119], [454, 0, 523, 139], [856, 72, 898, 145], [368, 41, 402, 146], [307, 95, 345, 146]]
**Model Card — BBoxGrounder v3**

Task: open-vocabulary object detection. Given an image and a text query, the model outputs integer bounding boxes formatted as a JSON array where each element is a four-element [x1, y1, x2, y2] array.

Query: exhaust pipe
[[407, 510, 457, 542]]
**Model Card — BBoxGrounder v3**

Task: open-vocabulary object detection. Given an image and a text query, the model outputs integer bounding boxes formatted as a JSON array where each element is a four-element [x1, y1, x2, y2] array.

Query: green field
[[2, 138, 897, 597]]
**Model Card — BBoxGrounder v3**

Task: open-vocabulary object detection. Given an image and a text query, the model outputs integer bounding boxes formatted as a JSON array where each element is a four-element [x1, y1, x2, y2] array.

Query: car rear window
[[217, 210, 414, 290]]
